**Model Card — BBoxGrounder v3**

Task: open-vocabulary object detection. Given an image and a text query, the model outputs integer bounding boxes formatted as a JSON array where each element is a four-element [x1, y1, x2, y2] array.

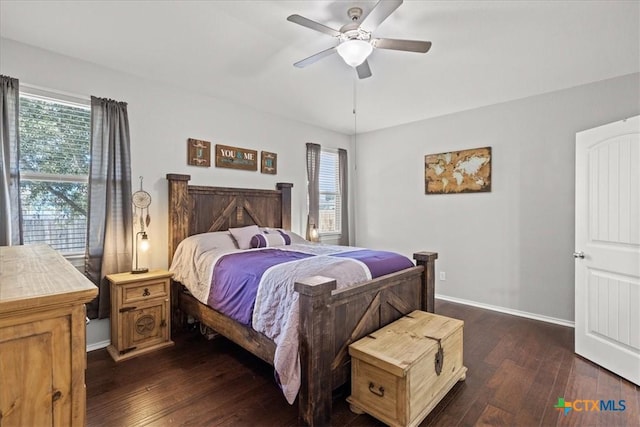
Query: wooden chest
[[347, 310, 467, 427]]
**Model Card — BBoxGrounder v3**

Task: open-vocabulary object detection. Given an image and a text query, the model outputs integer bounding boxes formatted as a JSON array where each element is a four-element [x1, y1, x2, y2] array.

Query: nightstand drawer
[[122, 279, 168, 304]]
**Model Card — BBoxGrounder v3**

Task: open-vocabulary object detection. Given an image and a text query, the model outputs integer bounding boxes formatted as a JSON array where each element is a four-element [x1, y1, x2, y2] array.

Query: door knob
[[573, 251, 585, 259]]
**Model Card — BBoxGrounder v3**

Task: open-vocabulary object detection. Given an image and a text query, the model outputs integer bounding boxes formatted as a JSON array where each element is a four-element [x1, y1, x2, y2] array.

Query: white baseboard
[[86, 340, 110, 352], [435, 294, 575, 328]]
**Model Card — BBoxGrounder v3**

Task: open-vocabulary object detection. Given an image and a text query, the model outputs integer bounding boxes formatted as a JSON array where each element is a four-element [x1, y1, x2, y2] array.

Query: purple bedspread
[[207, 249, 313, 324], [208, 248, 414, 325], [331, 249, 415, 278]]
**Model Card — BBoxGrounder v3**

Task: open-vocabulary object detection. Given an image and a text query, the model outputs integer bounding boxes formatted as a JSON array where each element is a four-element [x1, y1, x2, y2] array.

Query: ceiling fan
[[287, 0, 432, 79]]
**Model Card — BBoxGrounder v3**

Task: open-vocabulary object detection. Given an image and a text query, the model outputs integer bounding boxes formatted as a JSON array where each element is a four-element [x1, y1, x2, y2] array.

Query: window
[[318, 150, 341, 234], [18, 91, 91, 255]]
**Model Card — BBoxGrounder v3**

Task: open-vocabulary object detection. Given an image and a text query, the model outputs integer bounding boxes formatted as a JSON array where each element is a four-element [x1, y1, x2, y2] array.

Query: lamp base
[[131, 267, 149, 274]]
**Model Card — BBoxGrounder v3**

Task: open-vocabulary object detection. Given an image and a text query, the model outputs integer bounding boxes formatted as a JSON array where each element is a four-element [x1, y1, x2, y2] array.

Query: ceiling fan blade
[[373, 38, 432, 53], [356, 60, 372, 79], [287, 14, 341, 37], [294, 46, 337, 68], [360, 0, 403, 32]]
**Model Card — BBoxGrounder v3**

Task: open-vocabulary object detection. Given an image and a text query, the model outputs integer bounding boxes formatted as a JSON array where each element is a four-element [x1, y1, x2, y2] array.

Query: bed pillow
[[229, 225, 261, 249], [250, 230, 292, 248], [260, 228, 308, 244], [179, 231, 238, 253], [285, 230, 308, 244]]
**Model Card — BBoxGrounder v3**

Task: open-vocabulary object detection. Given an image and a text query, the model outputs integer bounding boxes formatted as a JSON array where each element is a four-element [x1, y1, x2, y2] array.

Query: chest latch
[[425, 335, 444, 376]]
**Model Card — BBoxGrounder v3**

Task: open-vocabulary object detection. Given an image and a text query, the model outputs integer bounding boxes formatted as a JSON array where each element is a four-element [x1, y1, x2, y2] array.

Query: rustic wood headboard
[[166, 174, 293, 265]]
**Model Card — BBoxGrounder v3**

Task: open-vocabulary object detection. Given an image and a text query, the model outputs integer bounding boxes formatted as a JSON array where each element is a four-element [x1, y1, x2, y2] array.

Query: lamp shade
[[310, 224, 319, 242], [139, 233, 150, 252], [336, 39, 373, 67], [132, 231, 150, 274]]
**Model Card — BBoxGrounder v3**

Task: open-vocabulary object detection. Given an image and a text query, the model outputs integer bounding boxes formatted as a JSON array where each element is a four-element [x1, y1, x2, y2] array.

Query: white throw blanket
[[252, 247, 371, 403]]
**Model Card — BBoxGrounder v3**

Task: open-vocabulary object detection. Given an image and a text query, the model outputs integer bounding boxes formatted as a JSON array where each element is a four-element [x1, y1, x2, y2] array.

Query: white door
[[575, 115, 640, 385]]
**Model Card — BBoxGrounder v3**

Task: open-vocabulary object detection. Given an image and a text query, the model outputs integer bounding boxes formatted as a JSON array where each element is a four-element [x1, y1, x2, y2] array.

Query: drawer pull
[[52, 390, 63, 402], [368, 382, 385, 397], [142, 288, 150, 297]]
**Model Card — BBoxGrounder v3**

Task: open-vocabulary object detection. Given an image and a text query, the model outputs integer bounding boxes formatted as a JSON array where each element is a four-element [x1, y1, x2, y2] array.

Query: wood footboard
[[295, 252, 437, 426]]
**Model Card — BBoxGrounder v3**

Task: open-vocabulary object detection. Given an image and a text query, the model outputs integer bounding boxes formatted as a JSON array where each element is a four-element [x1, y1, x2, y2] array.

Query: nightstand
[[106, 269, 174, 362]]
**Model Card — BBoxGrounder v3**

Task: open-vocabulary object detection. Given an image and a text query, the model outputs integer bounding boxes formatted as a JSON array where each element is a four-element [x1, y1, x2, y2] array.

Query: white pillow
[[181, 231, 238, 253], [260, 228, 308, 244], [229, 225, 261, 249], [286, 230, 309, 244]]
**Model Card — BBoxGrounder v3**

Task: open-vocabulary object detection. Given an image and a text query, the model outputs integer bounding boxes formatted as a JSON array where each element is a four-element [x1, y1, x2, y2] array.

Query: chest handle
[[368, 382, 385, 397]]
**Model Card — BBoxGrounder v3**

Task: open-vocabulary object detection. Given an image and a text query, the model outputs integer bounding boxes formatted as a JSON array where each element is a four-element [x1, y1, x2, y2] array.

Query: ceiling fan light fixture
[[289, 1, 431, 79], [336, 39, 373, 67]]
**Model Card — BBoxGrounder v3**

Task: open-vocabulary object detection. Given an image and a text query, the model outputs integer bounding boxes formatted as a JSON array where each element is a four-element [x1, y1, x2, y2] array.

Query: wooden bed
[[166, 174, 438, 426]]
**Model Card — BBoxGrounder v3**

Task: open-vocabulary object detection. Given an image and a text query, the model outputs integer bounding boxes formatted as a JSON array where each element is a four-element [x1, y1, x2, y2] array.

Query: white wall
[[1, 38, 352, 261], [4, 36, 638, 336], [1, 38, 351, 345], [354, 73, 640, 323]]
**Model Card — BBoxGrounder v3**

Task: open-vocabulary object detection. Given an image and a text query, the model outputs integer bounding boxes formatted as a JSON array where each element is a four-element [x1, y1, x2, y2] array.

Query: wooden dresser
[[0, 244, 98, 427]]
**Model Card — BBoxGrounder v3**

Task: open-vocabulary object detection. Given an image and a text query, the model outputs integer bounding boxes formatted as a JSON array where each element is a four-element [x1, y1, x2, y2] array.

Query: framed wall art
[[215, 144, 258, 171], [425, 146, 492, 194], [261, 151, 277, 175], [187, 138, 211, 167]]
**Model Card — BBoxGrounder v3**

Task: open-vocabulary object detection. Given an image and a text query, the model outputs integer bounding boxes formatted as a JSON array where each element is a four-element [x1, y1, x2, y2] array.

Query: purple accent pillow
[[250, 230, 292, 248], [277, 229, 292, 245]]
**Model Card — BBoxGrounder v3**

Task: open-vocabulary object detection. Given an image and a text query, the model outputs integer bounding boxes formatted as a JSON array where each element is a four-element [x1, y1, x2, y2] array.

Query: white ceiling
[[1, 1, 638, 135]]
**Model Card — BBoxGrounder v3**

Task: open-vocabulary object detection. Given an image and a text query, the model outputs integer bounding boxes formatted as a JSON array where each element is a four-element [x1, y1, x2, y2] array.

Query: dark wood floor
[[86, 300, 639, 426]]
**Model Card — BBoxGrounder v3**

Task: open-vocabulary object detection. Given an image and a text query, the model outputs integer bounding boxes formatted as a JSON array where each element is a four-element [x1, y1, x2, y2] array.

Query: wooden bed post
[[413, 252, 438, 313], [276, 182, 293, 230], [166, 174, 191, 266], [166, 174, 191, 331], [294, 276, 337, 427]]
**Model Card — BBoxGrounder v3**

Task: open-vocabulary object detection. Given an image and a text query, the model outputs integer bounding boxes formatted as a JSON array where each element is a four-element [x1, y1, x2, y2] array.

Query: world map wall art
[[425, 146, 492, 194]]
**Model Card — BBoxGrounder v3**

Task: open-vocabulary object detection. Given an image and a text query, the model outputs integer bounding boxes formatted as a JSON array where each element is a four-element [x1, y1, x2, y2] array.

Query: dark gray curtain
[[0, 75, 23, 246], [85, 96, 133, 319], [338, 148, 349, 245], [306, 143, 321, 241]]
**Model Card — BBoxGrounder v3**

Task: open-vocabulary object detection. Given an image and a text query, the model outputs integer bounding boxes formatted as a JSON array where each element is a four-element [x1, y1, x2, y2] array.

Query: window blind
[[18, 94, 91, 254], [319, 150, 341, 234]]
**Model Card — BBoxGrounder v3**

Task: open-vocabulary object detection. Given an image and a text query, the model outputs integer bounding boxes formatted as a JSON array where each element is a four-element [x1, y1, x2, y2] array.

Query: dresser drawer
[[122, 278, 168, 304]]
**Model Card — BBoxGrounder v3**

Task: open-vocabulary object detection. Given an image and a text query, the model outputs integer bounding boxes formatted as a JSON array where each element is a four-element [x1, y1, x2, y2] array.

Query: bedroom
[[1, 0, 638, 426]]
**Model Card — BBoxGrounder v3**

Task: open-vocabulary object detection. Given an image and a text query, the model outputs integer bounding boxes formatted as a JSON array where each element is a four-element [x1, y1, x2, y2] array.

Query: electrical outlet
[[439, 271, 446, 281]]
